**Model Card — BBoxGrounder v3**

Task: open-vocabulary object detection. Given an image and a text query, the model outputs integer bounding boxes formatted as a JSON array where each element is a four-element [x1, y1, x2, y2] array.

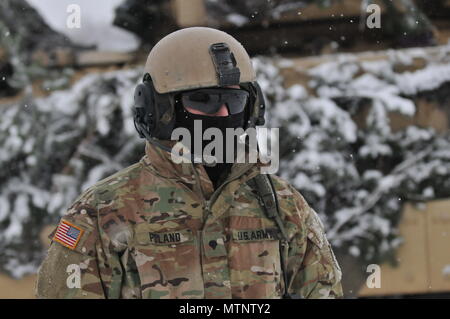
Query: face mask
[[174, 105, 245, 161]]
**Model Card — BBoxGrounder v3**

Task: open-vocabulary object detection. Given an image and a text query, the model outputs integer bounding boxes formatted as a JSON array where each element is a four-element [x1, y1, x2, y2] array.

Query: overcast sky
[[26, 0, 139, 52]]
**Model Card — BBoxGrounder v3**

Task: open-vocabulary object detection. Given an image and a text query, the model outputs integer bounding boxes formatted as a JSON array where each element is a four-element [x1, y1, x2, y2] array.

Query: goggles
[[180, 88, 249, 115]]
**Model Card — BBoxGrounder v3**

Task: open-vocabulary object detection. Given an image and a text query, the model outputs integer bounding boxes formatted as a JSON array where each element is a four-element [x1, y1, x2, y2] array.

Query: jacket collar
[[140, 140, 197, 184], [140, 139, 268, 189]]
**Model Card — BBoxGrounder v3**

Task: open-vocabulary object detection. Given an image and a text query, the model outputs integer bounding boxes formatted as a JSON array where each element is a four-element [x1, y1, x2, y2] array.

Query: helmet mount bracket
[[209, 42, 241, 87]]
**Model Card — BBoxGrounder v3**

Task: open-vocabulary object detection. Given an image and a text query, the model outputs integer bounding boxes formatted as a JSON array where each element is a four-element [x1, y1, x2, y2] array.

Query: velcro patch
[[232, 228, 278, 242], [148, 230, 193, 245], [52, 219, 84, 250]]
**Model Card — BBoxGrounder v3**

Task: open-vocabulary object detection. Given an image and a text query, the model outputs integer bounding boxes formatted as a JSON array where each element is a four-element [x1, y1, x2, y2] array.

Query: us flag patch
[[53, 220, 84, 250]]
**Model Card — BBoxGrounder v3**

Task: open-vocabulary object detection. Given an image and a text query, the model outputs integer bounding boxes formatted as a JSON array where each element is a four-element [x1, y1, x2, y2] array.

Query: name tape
[[232, 228, 278, 242], [148, 230, 193, 245]]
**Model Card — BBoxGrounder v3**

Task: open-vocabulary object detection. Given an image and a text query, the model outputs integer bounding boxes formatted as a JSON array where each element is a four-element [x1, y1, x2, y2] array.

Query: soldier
[[36, 27, 343, 299]]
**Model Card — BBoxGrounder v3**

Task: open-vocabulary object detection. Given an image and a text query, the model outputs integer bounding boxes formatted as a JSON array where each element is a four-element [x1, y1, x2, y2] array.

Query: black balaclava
[[174, 102, 245, 188]]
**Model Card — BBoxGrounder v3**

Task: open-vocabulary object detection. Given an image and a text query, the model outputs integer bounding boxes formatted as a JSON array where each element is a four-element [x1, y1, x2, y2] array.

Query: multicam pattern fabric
[[36, 141, 343, 299]]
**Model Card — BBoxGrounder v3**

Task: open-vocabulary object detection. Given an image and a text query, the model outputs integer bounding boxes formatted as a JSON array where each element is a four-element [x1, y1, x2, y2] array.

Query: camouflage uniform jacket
[[36, 141, 343, 299]]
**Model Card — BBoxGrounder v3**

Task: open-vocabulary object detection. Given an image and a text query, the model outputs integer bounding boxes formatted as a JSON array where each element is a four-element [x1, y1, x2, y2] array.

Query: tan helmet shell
[[144, 27, 256, 94]]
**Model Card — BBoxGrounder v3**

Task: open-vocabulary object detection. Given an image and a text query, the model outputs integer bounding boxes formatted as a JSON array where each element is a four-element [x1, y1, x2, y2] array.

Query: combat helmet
[[133, 27, 266, 150]]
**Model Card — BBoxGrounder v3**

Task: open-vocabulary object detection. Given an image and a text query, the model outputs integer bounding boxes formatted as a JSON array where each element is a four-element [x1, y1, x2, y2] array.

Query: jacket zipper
[[190, 162, 255, 298]]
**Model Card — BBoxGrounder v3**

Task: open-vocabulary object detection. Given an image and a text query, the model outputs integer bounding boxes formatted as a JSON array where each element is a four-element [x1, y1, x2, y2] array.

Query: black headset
[[133, 42, 266, 151]]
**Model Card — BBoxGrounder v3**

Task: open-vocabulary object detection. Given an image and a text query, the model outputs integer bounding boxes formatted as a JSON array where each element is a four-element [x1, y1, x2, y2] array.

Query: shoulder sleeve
[[276, 181, 343, 299], [35, 187, 123, 299]]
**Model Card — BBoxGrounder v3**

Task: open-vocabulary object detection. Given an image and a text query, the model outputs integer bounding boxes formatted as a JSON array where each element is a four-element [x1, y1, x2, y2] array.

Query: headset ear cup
[[253, 82, 266, 126], [239, 82, 264, 129], [133, 73, 177, 141], [133, 81, 156, 138]]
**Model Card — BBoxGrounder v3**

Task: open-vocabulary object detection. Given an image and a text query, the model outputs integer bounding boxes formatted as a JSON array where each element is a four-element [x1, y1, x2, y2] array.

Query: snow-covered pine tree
[[255, 45, 450, 264], [0, 69, 143, 276]]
